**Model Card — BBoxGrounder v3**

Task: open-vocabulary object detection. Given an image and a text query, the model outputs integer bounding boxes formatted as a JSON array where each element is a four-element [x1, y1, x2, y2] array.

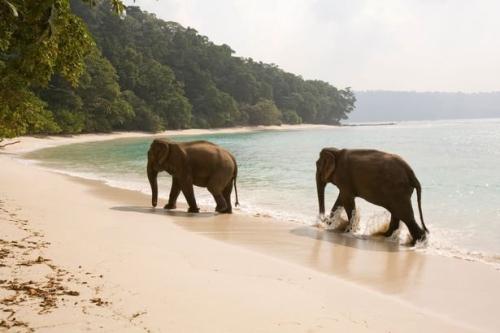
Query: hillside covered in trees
[[0, 0, 355, 137], [0, 1, 356, 138]]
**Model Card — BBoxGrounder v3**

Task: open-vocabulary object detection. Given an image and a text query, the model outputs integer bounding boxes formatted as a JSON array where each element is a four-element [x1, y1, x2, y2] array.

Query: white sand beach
[[1, 127, 500, 332]]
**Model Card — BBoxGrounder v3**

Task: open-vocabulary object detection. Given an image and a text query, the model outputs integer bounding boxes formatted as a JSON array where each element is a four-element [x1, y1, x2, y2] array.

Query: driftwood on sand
[[0, 139, 21, 149]]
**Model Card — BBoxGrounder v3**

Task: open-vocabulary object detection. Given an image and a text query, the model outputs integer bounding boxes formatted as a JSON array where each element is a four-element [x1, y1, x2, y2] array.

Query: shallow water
[[28, 119, 500, 266]]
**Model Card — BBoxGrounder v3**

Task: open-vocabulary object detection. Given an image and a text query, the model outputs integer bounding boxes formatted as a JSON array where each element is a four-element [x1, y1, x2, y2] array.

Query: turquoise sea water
[[28, 119, 500, 266]]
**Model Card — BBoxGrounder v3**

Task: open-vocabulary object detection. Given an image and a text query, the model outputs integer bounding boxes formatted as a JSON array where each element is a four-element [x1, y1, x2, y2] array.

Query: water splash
[[24, 120, 500, 270]]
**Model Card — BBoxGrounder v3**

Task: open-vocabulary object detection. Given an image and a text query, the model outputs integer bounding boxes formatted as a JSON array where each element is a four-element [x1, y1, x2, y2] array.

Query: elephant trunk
[[147, 163, 158, 207], [316, 170, 326, 216]]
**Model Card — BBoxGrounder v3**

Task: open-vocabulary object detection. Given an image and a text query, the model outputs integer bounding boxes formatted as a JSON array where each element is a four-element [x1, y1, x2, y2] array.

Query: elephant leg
[[164, 178, 181, 209], [181, 181, 199, 213], [214, 194, 228, 213], [208, 177, 230, 213], [209, 190, 228, 213], [395, 202, 425, 245], [329, 195, 342, 218], [342, 196, 356, 230], [221, 183, 233, 214], [384, 215, 400, 237], [403, 216, 425, 246]]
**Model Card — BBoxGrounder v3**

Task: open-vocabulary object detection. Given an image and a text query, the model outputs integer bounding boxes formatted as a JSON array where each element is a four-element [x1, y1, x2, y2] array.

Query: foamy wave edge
[[21, 157, 500, 271]]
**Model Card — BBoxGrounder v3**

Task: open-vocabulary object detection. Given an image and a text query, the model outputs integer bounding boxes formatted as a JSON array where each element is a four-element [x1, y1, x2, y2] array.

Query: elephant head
[[147, 139, 172, 207], [316, 148, 338, 216]]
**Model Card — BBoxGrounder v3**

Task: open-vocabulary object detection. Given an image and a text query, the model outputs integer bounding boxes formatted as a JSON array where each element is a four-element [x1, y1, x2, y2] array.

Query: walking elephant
[[315, 148, 428, 244], [147, 139, 239, 214]]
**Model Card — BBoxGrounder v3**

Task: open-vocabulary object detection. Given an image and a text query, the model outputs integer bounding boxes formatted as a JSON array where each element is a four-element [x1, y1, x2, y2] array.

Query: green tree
[[77, 49, 133, 132], [241, 99, 282, 126], [2, 1, 356, 139], [281, 109, 302, 124], [121, 90, 162, 132], [37, 75, 85, 133], [0, 0, 126, 139], [133, 57, 191, 129], [0, 88, 60, 137], [71, 3, 355, 130]]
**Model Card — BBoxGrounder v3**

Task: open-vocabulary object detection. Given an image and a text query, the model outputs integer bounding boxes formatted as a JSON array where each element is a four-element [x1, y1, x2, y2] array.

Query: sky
[[125, 0, 500, 92]]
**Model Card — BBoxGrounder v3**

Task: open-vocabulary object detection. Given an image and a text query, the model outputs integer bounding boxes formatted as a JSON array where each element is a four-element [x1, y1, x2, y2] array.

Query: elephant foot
[[383, 229, 395, 237], [410, 231, 426, 246], [164, 203, 176, 210], [343, 223, 352, 233], [215, 202, 230, 214], [217, 207, 232, 214], [187, 206, 200, 213]]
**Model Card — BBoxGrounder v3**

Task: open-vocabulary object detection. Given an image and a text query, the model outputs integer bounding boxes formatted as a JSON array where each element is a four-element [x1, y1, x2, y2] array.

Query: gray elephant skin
[[316, 148, 429, 244], [147, 139, 239, 214]]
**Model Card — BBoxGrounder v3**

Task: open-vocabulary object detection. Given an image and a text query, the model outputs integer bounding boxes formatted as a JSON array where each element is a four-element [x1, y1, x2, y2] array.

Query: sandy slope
[[1, 128, 499, 332]]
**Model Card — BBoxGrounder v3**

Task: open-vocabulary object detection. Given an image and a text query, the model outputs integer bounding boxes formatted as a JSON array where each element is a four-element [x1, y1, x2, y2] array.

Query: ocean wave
[[22, 157, 500, 270], [245, 202, 500, 270]]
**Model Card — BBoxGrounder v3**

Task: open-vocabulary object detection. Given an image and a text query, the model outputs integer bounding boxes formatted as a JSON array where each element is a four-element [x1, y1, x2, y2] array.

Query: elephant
[[315, 148, 428, 244], [147, 139, 239, 214]]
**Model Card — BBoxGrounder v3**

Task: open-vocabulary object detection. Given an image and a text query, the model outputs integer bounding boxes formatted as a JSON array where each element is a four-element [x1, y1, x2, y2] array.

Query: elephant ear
[[158, 142, 170, 165], [320, 149, 336, 182], [152, 139, 170, 166]]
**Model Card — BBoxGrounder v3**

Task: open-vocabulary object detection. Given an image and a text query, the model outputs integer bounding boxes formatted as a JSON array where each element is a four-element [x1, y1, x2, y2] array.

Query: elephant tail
[[233, 171, 240, 207], [409, 169, 429, 233], [233, 176, 239, 207], [232, 159, 240, 207]]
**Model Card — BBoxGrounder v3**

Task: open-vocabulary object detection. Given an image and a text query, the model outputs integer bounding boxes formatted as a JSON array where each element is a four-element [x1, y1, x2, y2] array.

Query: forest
[[0, 0, 355, 138]]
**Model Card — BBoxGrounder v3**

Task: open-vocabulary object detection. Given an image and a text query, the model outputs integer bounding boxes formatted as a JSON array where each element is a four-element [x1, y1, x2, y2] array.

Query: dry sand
[[1, 127, 499, 332]]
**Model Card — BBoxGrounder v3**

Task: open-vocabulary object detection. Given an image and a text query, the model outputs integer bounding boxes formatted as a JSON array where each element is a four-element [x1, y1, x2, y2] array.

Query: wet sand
[[1, 130, 500, 332], [0, 124, 334, 154]]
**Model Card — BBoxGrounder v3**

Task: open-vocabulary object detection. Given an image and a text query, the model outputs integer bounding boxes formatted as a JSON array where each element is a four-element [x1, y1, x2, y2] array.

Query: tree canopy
[[1, 0, 355, 138], [0, 0, 126, 138]]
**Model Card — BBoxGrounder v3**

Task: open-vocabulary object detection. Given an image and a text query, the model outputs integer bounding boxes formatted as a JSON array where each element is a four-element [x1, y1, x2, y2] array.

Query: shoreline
[[0, 123, 335, 154], [16, 126, 500, 271], [2, 127, 500, 331]]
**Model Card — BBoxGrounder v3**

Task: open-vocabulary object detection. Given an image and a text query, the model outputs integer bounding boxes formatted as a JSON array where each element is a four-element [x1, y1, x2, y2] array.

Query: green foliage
[[241, 99, 282, 126], [0, 0, 95, 88], [282, 109, 302, 124], [74, 2, 354, 130], [76, 49, 134, 132], [39, 48, 134, 133], [191, 84, 239, 128], [0, 86, 60, 138], [0, 0, 114, 138], [121, 90, 162, 132], [127, 55, 191, 129], [37, 75, 85, 133], [1, 0, 355, 139]]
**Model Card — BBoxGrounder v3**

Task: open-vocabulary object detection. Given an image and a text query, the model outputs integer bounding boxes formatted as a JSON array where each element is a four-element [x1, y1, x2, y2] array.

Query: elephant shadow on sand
[[111, 206, 216, 218]]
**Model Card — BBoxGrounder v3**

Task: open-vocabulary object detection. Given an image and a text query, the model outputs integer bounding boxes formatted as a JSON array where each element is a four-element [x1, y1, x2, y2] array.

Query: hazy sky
[[125, 0, 500, 92]]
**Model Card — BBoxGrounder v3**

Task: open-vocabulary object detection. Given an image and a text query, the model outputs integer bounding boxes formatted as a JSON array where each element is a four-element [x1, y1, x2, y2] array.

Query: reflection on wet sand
[[157, 211, 425, 294], [290, 226, 426, 294], [106, 196, 500, 332], [112, 205, 216, 218]]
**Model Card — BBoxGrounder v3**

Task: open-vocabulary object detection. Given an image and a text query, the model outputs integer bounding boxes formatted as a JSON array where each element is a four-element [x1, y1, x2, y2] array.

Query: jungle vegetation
[[0, 0, 355, 139]]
